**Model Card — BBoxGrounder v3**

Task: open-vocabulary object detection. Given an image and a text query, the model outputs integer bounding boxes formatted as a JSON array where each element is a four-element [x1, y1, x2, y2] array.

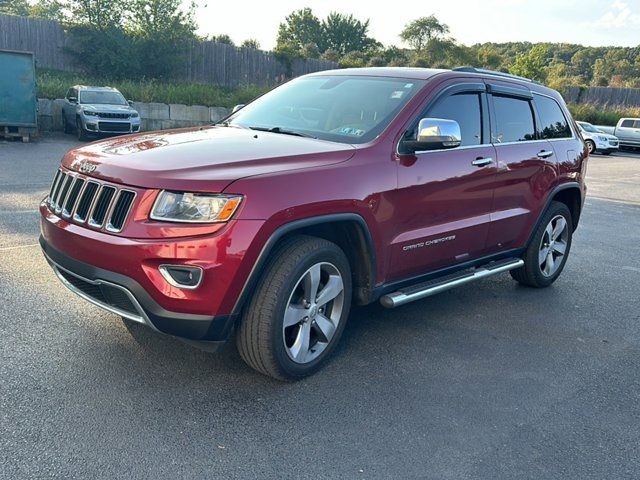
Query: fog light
[[159, 265, 203, 289]]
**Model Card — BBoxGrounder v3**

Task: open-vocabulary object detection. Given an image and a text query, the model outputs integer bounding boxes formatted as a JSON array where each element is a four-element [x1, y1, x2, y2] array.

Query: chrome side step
[[380, 258, 524, 308]]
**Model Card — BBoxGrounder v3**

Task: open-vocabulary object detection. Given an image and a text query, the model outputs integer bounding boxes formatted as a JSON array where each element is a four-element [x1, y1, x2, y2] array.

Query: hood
[[62, 126, 356, 192], [81, 103, 135, 114]]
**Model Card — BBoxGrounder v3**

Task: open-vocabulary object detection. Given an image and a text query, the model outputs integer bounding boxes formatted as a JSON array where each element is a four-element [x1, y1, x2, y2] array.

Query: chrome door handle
[[537, 150, 554, 159], [472, 157, 494, 167]]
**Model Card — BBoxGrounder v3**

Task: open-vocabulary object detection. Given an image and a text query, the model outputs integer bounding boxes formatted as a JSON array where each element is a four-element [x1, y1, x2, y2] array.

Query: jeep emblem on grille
[[79, 162, 97, 174]]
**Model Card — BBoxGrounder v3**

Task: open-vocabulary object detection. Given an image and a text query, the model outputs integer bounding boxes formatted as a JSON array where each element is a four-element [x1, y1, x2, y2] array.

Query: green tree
[[128, 0, 197, 78], [241, 38, 260, 49], [509, 44, 549, 82], [0, 0, 31, 16], [0, 0, 64, 20], [210, 34, 234, 45], [275, 8, 322, 57], [400, 15, 449, 52], [321, 12, 379, 55]]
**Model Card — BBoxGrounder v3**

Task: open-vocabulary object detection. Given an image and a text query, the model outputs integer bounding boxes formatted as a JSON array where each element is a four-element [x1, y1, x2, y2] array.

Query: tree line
[[274, 10, 640, 90], [1, 1, 638, 90]]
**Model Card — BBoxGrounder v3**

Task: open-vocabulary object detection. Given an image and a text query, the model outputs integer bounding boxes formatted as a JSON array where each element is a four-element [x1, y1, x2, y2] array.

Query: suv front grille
[[47, 169, 136, 233], [97, 112, 130, 119]]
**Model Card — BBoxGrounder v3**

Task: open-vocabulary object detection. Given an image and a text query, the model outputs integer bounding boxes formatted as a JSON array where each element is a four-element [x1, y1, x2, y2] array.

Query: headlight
[[130, 112, 139, 118], [83, 110, 98, 116], [150, 191, 242, 223], [597, 136, 607, 141]]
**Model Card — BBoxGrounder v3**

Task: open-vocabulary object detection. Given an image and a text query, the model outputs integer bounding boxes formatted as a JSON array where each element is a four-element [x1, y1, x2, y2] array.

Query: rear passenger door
[[484, 85, 557, 253]]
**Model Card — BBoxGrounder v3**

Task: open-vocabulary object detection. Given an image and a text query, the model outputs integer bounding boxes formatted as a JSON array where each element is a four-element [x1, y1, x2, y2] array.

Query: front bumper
[[41, 236, 236, 343], [81, 116, 141, 134]]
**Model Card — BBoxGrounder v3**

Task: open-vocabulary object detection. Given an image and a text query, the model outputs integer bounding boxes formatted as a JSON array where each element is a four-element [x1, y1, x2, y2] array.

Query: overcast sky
[[193, 0, 639, 50]]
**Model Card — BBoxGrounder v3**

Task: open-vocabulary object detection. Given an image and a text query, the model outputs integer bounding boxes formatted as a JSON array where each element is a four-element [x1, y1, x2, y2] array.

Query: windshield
[[80, 90, 127, 105], [578, 122, 601, 133], [227, 75, 426, 144]]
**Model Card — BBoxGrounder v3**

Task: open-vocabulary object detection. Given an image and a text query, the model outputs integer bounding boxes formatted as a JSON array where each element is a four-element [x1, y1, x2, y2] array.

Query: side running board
[[380, 258, 524, 308]]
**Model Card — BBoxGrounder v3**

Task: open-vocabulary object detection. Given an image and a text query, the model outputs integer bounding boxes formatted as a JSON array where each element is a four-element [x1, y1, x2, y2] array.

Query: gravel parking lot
[[1, 134, 639, 479]]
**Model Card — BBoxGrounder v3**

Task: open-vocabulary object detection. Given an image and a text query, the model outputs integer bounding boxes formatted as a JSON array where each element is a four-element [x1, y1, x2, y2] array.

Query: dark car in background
[[62, 85, 141, 140]]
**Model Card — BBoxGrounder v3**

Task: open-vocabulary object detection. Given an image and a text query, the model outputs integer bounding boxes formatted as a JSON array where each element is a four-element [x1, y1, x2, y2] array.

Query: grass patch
[[567, 103, 640, 126], [37, 69, 270, 107]]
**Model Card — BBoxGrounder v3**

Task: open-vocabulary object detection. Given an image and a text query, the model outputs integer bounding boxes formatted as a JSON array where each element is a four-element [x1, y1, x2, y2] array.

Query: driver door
[[388, 83, 497, 280]]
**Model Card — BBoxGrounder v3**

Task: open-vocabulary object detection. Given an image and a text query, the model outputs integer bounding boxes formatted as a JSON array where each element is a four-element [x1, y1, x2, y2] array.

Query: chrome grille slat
[[48, 170, 62, 205], [46, 169, 135, 234], [106, 190, 136, 233], [62, 178, 85, 217], [54, 175, 73, 213], [74, 181, 100, 222], [51, 171, 68, 209], [88, 186, 116, 228]]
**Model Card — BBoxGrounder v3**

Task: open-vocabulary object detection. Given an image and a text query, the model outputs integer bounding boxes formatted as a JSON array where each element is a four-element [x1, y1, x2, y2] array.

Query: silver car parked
[[62, 85, 141, 141]]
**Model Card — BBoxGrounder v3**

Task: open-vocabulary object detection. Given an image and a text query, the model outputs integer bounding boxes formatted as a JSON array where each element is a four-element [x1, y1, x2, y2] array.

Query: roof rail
[[452, 66, 541, 85]]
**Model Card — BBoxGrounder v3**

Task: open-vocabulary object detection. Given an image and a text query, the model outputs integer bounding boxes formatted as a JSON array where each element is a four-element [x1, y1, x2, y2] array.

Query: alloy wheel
[[282, 262, 345, 364], [538, 214, 569, 277]]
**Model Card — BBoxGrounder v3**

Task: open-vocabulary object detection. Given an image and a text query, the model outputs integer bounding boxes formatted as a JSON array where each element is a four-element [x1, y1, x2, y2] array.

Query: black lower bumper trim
[[40, 236, 236, 342]]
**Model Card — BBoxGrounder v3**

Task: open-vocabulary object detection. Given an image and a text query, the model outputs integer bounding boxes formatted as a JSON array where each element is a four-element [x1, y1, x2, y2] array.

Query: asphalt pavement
[[1, 134, 639, 479]]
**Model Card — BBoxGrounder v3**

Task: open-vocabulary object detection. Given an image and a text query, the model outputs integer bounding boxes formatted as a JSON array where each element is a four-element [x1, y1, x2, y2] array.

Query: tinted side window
[[492, 95, 535, 143], [535, 94, 571, 139], [620, 119, 634, 128], [426, 93, 482, 146]]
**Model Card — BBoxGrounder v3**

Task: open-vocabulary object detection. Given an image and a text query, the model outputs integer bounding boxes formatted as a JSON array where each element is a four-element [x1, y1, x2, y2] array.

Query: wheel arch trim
[[526, 181, 583, 247], [231, 213, 377, 315]]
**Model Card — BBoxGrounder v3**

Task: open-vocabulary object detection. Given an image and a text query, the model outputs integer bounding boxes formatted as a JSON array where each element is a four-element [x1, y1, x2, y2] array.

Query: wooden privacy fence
[[0, 14, 337, 86], [564, 86, 640, 107], [0, 14, 76, 71]]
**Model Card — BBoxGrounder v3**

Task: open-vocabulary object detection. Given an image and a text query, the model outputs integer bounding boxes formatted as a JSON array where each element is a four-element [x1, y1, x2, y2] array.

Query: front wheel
[[585, 140, 596, 155], [236, 236, 352, 381], [76, 118, 88, 141], [510, 201, 573, 288]]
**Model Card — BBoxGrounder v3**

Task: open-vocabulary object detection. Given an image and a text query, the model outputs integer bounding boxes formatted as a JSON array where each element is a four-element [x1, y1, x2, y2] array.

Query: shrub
[[567, 103, 640, 126], [37, 69, 269, 107]]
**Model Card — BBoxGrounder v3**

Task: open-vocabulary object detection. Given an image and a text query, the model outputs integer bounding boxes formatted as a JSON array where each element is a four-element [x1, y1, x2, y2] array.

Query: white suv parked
[[577, 121, 619, 155]]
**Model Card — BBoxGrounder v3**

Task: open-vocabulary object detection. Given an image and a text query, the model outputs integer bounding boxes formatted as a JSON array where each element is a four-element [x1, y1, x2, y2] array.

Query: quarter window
[[425, 93, 482, 146], [535, 94, 571, 139], [492, 95, 536, 143]]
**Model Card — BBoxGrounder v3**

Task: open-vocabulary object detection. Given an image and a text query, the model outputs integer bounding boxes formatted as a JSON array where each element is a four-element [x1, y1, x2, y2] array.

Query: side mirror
[[231, 104, 245, 114], [402, 118, 462, 153], [127, 100, 134, 106], [68, 96, 77, 103]]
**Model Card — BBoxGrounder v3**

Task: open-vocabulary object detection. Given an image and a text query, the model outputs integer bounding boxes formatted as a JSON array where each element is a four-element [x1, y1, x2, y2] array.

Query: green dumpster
[[0, 49, 37, 142]]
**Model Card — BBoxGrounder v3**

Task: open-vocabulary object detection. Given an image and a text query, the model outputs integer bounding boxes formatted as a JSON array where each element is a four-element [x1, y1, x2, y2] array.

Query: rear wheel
[[236, 236, 352, 381], [585, 140, 596, 155], [510, 201, 573, 288]]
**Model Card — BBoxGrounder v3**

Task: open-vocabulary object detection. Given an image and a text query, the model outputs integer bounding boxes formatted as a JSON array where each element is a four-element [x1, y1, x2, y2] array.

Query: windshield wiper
[[248, 126, 316, 138]]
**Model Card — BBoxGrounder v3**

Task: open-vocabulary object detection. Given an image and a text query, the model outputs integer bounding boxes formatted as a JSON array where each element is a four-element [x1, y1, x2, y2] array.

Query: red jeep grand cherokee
[[40, 67, 587, 380]]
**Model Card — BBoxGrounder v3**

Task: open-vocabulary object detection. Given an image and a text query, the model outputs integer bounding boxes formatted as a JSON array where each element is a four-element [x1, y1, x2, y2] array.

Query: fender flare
[[231, 213, 377, 315], [525, 181, 583, 247]]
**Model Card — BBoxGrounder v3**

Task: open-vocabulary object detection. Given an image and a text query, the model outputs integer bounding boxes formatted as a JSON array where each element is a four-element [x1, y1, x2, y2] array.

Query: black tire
[[63, 114, 71, 134], [236, 235, 352, 381], [511, 201, 573, 288], [76, 117, 88, 141], [585, 140, 596, 155]]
